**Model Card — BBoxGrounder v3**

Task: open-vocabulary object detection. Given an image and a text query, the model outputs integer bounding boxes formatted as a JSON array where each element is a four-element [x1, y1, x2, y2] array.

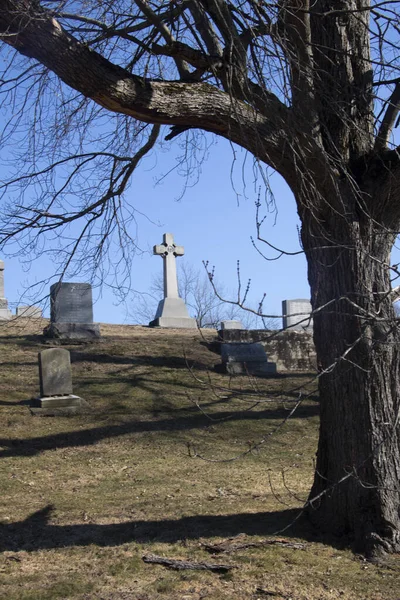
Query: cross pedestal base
[[149, 297, 197, 329]]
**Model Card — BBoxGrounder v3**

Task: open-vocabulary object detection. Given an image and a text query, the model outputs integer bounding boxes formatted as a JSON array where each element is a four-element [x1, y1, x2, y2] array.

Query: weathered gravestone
[[16, 305, 42, 318], [220, 320, 244, 330], [31, 348, 89, 414], [44, 282, 101, 340], [220, 342, 277, 376], [282, 299, 313, 331], [0, 259, 12, 320], [149, 233, 197, 329]]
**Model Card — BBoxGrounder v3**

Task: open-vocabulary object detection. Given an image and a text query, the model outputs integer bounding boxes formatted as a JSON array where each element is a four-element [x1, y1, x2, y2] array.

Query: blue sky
[[1, 13, 398, 327], [1, 134, 310, 325]]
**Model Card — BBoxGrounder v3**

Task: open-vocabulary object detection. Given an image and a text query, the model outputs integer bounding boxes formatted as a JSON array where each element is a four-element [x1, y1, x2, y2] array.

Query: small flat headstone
[[39, 348, 73, 396], [220, 320, 244, 330], [16, 305, 42, 318], [220, 342, 277, 376], [33, 348, 88, 414]]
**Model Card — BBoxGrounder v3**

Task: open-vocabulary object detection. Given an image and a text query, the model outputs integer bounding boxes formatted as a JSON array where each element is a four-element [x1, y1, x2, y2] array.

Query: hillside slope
[[0, 320, 398, 599]]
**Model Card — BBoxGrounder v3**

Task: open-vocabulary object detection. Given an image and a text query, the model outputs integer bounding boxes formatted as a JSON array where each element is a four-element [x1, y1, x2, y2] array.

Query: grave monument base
[[44, 322, 101, 340], [149, 297, 197, 329], [0, 308, 12, 320], [16, 305, 42, 318], [220, 320, 244, 330], [30, 394, 90, 416], [224, 360, 277, 376], [220, 342, 277, 377], [149, 316, 197, 328], [0, 296, 12, 320]]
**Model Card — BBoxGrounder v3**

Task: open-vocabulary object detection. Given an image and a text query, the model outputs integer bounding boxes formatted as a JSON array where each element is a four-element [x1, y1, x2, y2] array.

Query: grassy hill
[[0, 320, 398, 599]]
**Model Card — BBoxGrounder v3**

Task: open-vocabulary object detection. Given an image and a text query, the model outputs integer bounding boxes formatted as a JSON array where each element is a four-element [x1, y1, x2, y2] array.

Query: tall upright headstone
[[282, 299, 313, 331], [149, 233, 197, 329], [44, 282, 101, 339], [0, 259, 12, 320]]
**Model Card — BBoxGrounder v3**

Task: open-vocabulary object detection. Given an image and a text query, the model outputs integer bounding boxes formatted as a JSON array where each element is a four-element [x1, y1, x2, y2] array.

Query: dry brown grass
[[0, 319, 399, 599]]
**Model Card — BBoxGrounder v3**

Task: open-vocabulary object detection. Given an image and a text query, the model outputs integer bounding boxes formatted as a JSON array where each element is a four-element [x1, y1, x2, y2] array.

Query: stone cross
[[153, 233, 184, 299]]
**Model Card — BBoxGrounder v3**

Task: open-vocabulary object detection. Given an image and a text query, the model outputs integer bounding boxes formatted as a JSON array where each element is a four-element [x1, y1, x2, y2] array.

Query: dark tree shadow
[[0, 399, 33, 406], [0, 402, 319, 459], [70, 351, 211, 371], [0, 504, 347, 553]]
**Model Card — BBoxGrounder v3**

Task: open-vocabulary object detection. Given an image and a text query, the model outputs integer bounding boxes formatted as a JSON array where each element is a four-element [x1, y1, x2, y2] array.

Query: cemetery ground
[[0, 321, 399, 600]]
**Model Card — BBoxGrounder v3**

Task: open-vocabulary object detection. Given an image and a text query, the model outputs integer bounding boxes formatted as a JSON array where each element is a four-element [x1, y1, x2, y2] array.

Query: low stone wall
[[218, 329, 316, 372]]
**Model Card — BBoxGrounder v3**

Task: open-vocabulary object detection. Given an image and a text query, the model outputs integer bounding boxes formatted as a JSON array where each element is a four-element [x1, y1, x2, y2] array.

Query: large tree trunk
[[301, 182, 400, 557]]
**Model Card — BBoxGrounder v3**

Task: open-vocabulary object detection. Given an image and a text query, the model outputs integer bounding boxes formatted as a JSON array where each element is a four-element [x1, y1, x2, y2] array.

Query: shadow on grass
[[0, 403, 319, 459], [0, 334, 46, 347], [0, 504, 343, 552], [71, 351, 213, 371], [0, 399, 33, 406]]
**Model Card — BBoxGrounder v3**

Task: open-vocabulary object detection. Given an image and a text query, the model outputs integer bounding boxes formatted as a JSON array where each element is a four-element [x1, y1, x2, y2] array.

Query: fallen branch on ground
[[142, 553, 237, 572], [202, 534, 306, 554]]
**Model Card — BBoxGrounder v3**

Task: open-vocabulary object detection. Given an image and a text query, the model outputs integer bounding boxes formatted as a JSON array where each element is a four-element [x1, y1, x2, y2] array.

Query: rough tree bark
[[0, 0, 399, 556], [301, 178, 400, 556]]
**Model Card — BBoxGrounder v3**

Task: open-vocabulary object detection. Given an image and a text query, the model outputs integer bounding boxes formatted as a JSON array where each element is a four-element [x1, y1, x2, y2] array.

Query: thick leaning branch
[[0, 0, 291, 175], [374, 82, 400, 151]]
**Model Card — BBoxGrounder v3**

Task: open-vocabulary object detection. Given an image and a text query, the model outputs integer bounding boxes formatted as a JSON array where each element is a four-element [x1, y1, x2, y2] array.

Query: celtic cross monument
[[149, 233, 197, 328]]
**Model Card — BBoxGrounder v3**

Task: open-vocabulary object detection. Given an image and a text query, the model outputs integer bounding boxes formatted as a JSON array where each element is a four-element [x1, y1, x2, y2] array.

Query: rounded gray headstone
[[39, 348, 73, 397]]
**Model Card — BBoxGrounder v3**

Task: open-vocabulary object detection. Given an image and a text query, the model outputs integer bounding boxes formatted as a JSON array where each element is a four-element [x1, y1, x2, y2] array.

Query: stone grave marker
[[282, 299, 313, 331], [220, 320, 244, 330], [31, 348, 89, 414], [149, 233, 197, 328], [0, 259, 12, 320], [220, 342, 277, 376], [16, 305, 42, 318], [44, 282, 100, 339]]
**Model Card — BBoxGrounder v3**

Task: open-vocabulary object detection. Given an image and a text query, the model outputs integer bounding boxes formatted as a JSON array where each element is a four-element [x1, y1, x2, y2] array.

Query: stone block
[[150, 316, 198, 328], [16, 305, 42, 318], [0, 307, 12, 320], [31, 396, 90, 416], [282, 299, 313, 331], [33, 394, 82, 408], [44, 322, 101, 340], [225, 360, 277, 376], [149, 297, 197, 329], [218, 329, 316, 372], [220, 342, 277, 376], [220, 320, 244, 330]]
